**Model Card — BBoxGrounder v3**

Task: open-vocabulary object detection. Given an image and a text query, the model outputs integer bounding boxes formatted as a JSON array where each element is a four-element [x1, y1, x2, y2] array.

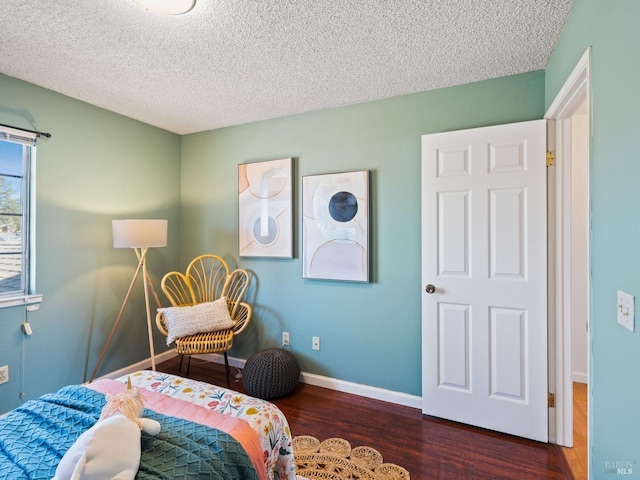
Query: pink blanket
[[88, 379, 268, 480]]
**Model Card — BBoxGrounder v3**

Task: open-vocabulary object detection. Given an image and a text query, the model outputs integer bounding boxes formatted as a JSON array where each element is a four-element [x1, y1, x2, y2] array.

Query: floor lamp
[[89, 219, 168, 383]]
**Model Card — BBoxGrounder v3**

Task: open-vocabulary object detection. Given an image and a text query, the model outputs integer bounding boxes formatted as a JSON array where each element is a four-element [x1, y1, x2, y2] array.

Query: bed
[[0, 369, 297, 480]]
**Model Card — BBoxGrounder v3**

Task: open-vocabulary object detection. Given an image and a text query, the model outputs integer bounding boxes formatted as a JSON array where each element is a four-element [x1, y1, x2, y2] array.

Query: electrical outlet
[[0, 365, 8, 384], [282, 331, 290, 346], [312, 336, 320, 351]]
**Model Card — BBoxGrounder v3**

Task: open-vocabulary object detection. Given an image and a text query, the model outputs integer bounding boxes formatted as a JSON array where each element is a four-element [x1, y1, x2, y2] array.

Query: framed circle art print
[[302, 170, 370, 282], [238, 157, 293, 258]]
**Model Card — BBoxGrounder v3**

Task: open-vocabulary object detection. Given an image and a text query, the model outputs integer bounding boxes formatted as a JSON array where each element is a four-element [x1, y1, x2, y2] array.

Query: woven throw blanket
[[0, 385, 258, 480]]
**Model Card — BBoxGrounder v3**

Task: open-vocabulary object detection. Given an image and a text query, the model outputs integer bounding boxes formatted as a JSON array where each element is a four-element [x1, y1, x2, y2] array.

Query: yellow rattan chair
[[155, 254, 251, 386]]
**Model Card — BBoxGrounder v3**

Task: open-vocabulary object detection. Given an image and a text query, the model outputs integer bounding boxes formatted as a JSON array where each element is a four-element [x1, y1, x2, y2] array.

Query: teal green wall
[[11, 3, 640, 471], [181, 70, 545, 395], [546, 1, 640, 477], [2, 2, 638, 472], [0, 74, 181, 412], [0, 50, 545, 423]]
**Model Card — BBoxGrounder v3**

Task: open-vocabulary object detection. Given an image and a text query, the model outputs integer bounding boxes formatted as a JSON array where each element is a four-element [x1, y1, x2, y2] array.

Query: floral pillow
[[158, 297, 234, 345]]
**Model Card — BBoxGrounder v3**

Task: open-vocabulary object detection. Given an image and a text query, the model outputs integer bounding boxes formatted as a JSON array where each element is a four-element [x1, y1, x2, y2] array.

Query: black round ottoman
[[243, 348, 300, 399]]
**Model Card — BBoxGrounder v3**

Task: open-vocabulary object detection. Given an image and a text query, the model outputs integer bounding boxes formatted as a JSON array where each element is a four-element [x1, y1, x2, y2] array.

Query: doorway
[[545, 47, 591, 477], [419, 46, 591, 461], [560, 99, 589, 479]]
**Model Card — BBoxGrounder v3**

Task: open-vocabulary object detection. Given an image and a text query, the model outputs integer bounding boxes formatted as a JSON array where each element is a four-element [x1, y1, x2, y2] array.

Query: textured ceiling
[[1, 0, 573, 135]]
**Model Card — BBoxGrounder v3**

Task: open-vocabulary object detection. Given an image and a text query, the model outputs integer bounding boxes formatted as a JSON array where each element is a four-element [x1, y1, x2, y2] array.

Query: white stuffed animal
[[53, 379, 161, 480]]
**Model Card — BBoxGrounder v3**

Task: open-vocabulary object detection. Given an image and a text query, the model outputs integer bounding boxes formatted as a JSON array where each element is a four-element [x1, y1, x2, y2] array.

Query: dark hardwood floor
[[156, 356, 572, 479]]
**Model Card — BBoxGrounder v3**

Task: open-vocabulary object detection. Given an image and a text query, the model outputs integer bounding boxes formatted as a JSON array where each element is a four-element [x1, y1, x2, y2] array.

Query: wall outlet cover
[[617, 290, 634, 332]]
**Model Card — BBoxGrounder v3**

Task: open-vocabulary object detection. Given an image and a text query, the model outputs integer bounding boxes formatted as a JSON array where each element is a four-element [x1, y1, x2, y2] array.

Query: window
[[0, 126, 40, 307]]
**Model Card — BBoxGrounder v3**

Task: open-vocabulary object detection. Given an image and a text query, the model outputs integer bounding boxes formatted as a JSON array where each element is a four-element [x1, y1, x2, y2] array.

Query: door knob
[[425, 284, 436, 294]]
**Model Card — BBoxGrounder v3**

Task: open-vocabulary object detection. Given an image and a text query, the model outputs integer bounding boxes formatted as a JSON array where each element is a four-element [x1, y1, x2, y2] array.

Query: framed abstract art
[[238, 158, 293, 258], [302, 170, 369, 282]]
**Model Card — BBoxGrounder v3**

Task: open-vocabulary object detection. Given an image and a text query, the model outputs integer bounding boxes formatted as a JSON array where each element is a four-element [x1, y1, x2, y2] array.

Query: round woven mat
[[293, 436, 410, 480]]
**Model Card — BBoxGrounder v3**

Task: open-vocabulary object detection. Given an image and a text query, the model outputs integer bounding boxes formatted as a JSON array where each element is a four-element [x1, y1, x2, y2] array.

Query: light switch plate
[[617, 290, 634, 332]]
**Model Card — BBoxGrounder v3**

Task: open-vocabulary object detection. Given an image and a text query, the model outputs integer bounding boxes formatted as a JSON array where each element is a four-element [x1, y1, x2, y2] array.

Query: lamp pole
[[89, 247, 148, 383], [89, 219, 167, 383], [137, 247, 156, 371]]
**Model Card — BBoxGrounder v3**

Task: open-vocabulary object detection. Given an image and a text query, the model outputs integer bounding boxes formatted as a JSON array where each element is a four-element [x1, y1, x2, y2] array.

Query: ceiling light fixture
[[132, 0, 195, 15]]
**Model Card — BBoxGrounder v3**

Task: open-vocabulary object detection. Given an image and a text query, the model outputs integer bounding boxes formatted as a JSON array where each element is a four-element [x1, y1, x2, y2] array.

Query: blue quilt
[[0, 385, 259, 479]]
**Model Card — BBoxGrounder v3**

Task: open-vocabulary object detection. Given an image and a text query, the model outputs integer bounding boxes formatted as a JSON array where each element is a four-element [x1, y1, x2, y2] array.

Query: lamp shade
[[112, 219, 168, 248]]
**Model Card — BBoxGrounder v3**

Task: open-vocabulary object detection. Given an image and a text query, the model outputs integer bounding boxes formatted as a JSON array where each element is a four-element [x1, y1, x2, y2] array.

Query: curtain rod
[[0, 123, 52, 139]]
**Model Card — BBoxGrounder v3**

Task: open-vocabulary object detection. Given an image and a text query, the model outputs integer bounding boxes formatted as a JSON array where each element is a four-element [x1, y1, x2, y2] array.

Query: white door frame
[[545, 47, 592, 447]]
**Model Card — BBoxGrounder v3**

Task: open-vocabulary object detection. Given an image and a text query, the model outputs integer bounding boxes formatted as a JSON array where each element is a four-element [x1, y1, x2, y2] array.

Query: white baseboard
[[300, 371, 422, 409], [194, 353, 422, 409], [104, 351, 422, 410], [93, 350, 177, 382], [193, 353, 246, 369], [572, 371, 588, 384]]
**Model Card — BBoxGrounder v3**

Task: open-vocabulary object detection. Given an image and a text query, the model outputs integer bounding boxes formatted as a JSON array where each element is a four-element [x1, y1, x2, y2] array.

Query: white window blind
[[0, 126, 37, 147], [0, 125, 41, 307]]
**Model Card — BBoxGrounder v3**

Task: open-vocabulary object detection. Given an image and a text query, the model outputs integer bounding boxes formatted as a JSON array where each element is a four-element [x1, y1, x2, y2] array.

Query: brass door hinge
[[548, 392, 556, 408], [546, 151, 555, 167]]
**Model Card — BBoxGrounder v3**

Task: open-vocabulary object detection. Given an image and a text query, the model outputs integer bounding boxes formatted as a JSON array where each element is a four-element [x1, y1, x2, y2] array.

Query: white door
[[421, 119, 548, 442]]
